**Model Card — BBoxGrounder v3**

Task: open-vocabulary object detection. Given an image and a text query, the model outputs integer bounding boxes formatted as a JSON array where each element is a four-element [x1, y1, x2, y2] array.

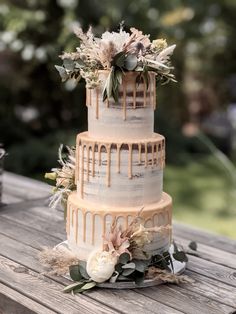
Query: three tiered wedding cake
[[43, 25, 190, 290]]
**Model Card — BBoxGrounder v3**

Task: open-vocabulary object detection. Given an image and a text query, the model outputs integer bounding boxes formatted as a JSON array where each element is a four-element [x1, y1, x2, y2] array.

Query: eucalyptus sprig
[[64, 263, 96, 294]]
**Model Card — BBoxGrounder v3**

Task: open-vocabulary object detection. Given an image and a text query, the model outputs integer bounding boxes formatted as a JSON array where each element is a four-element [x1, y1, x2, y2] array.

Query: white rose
[[86, 249, 117, 283]]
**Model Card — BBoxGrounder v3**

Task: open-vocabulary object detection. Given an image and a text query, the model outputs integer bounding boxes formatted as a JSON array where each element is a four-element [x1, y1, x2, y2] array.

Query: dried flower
[[39, 246, 79, 276], [104, 224, 130, 257], [45, 145, 76, 211], [151, 39, 168, 52], [147, 267, 194, 284], [55, 24, 176, 100]]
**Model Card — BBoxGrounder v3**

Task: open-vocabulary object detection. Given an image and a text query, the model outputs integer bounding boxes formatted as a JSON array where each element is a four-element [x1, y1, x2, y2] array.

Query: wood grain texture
[[0, 202, 65, 240], [86, 289, 183, 314], [175, 236, 236, 269], [187, 255, 236, 288], [0, 256, 118, 314], [135, 284, 235, 314], [184, 270, 236, 308], [174, 222, 236, 254], [2, 171, 51, 203], [0, 283, 55, 314]]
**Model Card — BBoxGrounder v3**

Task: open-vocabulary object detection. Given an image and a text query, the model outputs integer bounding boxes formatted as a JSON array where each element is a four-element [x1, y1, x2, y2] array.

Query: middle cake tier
[[75, 132, 165, 207]]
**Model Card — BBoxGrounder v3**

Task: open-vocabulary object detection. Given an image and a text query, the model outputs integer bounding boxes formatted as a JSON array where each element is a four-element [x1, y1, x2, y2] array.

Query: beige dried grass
[[39, 246, 79, 276]]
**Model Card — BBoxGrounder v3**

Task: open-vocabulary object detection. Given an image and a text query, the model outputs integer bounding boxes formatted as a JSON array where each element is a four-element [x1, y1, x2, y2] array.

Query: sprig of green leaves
[[64, 262, 95, 294]]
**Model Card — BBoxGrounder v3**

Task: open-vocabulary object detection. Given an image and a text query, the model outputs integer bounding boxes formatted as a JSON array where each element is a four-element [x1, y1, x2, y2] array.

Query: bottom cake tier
[[67, 192, 172, 261]]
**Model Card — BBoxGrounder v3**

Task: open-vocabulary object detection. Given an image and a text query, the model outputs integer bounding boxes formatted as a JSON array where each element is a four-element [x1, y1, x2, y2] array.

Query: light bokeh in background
[[0, 0, 236, 237]]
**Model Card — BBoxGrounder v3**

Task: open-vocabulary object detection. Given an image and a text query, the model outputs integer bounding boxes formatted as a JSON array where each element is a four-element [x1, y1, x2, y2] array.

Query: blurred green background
[[0, 0, 236, 237]]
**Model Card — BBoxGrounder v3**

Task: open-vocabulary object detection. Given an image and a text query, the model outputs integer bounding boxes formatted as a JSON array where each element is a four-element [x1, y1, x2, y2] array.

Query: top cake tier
[[87, 71, 156, 140]]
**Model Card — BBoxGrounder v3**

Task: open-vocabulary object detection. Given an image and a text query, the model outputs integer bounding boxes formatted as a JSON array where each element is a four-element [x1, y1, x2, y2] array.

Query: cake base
[[54, 241, 186, 289]]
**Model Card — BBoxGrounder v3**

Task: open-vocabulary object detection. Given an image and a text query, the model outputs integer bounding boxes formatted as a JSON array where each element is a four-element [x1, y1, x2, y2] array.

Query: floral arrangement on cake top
[[55, 23, 176, 101]]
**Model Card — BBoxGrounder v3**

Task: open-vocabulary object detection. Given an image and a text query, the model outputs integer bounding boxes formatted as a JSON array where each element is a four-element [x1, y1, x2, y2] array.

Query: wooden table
[[0, 172, 236, 314]]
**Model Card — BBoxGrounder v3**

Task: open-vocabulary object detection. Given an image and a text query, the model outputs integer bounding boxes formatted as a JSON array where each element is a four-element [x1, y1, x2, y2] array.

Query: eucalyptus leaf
[[115, 263, 123, 274], [55, 65, 68, 82], [189, 241, 197, 251], [63, 58, 75, 71], [133, 259, 149, 273], [79, 264, 90, 279], [173, 251, 188, 263], [124, 54, 138, 71], [72, 287, 85, 294], [115, 69, 123, 85], [63, 281, 84, 293], [112, 51, 126, 68], [81, 281, 96, 290], [69, 264, 82, 281], [122, 268, 135, 276], [118, 252, 130, 264], [75, 59, 85, 68], [117, 275, 132, 281], [122, 262, 136, 269]]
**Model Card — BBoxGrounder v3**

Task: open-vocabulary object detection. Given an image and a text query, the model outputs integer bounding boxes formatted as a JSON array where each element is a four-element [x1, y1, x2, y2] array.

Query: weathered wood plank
[[2, 171, 51, 203], [0, 255, 118, 314], [0, 234, 183, 314], [0, 216, 61, 249], [175, 236, 236, 269], [174, 222, 236, 254], [0, 283, 55, 314], [86, 289, 183, 314], [187, 255, 236, 288], [0, 203, 65, 240], [184, 270, 236, 308], [135, 283, 234, 314]]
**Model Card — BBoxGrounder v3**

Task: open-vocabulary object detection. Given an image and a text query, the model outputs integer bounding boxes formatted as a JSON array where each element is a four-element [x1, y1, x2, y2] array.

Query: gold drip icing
[[75, 142, 80, 183], [151, 143, 154, 167], [144, 79, 147, 107], [66, 205, 70, 234], [83, 211, 86, 242], [71, 208, 74, 227], [145, 143, 148, 167], [116, 143, 121, 173], [98, 144, 102, 166], [91, 144, 95, 177], [91, 214, 95, 245], [154, 74, 157, 110], [133, 81, 136, 108], [122, 80, 127, 120], [106, 144, 111, 187], [96, 88, 99, 119], [80, 145, 84, 198], [75, 208, 78, 243], [152, 75, 155, 110], [128, 144, 133, 179], [102, 215, 106, 239], [138, 143, 142, 164], [156, 143, 158, 166], [86, 146, 90, 181]]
